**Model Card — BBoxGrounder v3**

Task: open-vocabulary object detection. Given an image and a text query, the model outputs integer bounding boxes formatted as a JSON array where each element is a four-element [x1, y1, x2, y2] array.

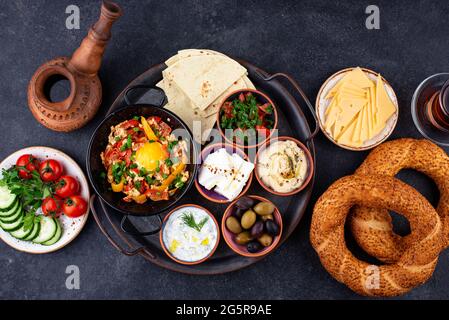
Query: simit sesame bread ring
[[310, 175, 444, 297], [350, 139, 449, 263]]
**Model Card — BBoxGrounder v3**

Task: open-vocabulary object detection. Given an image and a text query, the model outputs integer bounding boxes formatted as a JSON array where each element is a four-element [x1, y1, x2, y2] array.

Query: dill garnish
[[181, 212, 208, 232]]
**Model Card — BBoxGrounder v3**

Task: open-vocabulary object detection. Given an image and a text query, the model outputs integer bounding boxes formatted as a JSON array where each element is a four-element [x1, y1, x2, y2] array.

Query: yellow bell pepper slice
[[111, 179, 124, 192], [141, 117, 158, 141], [133, 194, 147, 204], [153, 162, 186, 192]]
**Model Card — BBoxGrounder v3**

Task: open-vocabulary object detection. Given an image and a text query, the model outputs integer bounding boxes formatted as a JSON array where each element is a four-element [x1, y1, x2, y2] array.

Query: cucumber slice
[[42, 219, 62, 246], [32, 217, 57, 244], [0, 200, 19, 218], [0, 214, 23, 232], [0, 186, 17, 211], [9, 223, 33, 240], [23, 221, 41, 241], [0, 208, 22, 224]]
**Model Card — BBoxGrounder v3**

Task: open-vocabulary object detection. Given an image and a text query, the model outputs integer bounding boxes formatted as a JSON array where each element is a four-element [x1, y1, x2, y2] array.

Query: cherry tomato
[[62, 196, 88, 218], [55, 176, 79, 198], [39, 159, 63, 182], [41, 196, 64, 217], [16, 154, 40, 179]]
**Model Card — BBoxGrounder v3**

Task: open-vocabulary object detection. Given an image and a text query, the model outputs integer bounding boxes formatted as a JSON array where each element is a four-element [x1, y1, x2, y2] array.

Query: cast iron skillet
[[86, 87, 198, 234]]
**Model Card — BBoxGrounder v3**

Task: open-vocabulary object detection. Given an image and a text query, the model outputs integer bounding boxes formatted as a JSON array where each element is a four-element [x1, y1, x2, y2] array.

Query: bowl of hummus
[[255, 137, 313, 196]]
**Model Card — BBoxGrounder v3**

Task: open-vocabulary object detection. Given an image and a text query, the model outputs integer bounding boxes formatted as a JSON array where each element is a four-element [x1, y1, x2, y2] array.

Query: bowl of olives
[[221, 195, 283, 257]]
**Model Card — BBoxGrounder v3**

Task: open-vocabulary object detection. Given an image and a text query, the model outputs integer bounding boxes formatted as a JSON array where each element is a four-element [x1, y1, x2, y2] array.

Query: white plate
[[0, 147, 90, 254], [316, 67, 399, 151]]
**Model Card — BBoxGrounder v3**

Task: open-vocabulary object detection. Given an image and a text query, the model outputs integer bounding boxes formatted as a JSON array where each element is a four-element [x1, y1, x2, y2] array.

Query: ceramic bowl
[[160, 204, 220, 265], [254, 136, 314, 196], [216, 89, 278, 149], [195, 143, 253, 203], [222, 195, 282, 258]]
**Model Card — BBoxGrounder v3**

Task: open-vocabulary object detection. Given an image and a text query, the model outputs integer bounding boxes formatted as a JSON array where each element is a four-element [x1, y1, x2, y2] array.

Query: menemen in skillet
[[101, 116, 189, 204]]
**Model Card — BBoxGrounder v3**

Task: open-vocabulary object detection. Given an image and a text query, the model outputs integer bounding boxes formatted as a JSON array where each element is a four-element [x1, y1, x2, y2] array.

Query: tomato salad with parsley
[[101, 116, 189, 204], [219, 92, 275, 145]]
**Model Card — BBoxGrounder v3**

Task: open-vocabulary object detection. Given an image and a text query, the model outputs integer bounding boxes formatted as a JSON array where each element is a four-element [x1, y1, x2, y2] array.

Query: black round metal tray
[[90, 59, 317, 275]]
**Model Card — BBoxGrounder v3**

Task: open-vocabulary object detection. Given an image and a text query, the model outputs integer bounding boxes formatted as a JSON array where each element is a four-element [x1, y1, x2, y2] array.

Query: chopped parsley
[[120, 135, 132, 151], [168, 140, 179, 152], [111, 162, 126, 184]]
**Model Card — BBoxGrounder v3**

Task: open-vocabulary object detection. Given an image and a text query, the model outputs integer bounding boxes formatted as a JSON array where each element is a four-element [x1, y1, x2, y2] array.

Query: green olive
[[258, 233, 273, 247], [235, 231, 253, 245], [241, 210, 257, 229], [253, 202, 275, 216], [226, 216, 242, 234], [261, 214, 274, 221]]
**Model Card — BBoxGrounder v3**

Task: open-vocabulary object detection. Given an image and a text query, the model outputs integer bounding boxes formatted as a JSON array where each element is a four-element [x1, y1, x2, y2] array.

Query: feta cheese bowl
[[195, 143, 254, 203], [160, 204, 220, 265]]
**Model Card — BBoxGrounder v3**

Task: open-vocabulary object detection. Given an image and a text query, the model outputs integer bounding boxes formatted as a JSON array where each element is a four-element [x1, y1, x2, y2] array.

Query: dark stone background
[[0, 0, 448, 299]]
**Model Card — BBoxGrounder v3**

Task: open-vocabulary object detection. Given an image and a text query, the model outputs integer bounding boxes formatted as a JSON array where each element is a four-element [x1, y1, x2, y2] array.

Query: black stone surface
[[0, 0, 448, 299]]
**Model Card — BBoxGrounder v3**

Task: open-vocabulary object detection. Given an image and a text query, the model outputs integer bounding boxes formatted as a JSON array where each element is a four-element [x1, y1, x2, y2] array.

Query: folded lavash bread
[[157, 49, 255, 144]]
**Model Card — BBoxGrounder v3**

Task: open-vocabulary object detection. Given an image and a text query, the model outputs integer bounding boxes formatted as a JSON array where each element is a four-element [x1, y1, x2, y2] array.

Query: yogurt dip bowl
[[160, 204, 220, 265]]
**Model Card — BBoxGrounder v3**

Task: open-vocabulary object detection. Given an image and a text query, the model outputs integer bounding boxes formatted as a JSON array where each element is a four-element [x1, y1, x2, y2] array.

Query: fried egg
[[135, 142, 168, 171]]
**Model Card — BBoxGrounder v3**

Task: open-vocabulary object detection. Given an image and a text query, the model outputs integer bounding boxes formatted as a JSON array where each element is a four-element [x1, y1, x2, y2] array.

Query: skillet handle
[[120, 214, 162, 236], [123, 85, 167, 107], [254, 71, 320, 146], [89, 195, 156, 259]]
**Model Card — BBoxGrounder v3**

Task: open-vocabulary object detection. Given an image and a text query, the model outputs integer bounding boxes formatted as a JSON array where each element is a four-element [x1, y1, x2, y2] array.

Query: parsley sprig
[[0, 167, 52, 231]]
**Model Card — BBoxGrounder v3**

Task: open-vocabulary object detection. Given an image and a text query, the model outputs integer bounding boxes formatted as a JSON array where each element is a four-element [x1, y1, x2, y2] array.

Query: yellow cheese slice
[[324, 101, 340, 132], [340, 81, 369, 93], [339, 89, 367, 98], [333, 98, 366, 138], [365, 91, 374, 138], [369, 86, 377, 127], [325, 67, 374, 99], [373, 74, 396, 135], [352, 108, 364, 143], [359, 105, 369, 142], [337, 95, 368, 107], [325, 96, 337, 117], [336, 117, 361, 147]]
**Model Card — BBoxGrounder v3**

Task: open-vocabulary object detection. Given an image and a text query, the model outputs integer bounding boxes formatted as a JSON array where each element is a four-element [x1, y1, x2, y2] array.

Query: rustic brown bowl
[[254, 136, 314, 196], [160, 204, 220, 266], [194, 143, 254, 203], [216, 89, 278, 149], [222, 195, 283, 258]]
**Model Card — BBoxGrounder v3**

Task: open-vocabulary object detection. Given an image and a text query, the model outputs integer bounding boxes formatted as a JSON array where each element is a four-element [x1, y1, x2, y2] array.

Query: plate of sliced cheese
[[316, 67, 398, 150]]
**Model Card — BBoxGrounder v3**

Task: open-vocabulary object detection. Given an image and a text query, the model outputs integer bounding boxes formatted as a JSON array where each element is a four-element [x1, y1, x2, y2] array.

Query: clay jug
[[28, 1, 122, 132]]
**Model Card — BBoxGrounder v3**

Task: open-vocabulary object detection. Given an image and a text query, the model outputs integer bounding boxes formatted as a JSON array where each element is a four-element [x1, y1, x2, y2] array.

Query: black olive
[[250, 221, 264, 238], [265, 220, 280, 236], [247, 241, 262, 253], [233, 207, 244, 219], [235, 196, 255, 210]]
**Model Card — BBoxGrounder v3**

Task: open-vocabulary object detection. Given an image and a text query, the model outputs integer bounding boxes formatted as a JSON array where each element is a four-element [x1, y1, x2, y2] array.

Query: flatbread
[[165, 49, 227, 67], [159, 49, 255, 144], [162, 55, 247, 110]]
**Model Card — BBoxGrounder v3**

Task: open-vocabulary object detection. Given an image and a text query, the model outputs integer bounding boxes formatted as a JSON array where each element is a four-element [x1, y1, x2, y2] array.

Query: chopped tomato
[[223, 101, 234, 118], [120, 119, 140, 129], [158, 121, 172, 136], [148, 116, 161, 123], [258, 103, 272, 114], [120, 149, 132, 167], [238, 93, 245, 102], [145, 189, 169, 201], [104, 146, 120, 166]]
